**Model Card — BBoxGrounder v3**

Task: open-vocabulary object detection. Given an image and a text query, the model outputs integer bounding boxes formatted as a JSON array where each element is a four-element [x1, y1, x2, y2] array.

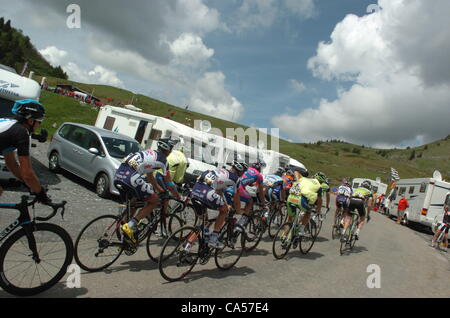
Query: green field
[[37, 78, 450, 187]]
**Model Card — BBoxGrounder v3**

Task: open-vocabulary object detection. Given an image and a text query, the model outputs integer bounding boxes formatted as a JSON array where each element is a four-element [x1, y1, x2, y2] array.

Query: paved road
[[0, 142, 448, 298]]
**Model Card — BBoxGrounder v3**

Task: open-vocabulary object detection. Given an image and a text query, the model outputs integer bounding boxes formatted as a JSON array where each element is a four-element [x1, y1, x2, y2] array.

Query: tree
[[0, 17, 4, 29], [4, 20, 11, 32], [409, 150, 416, 160]]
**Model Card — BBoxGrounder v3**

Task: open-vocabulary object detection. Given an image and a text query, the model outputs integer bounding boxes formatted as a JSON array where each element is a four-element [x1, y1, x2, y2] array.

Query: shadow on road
[[0, 282, 89, 298], [85, 259, 159, 275], [340, 245, 369, 257], [177, 265, 256, 284]]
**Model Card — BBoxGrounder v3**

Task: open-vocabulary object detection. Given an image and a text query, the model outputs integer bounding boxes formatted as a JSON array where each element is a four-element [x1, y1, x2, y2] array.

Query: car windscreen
[[102, 137, 141, 159]]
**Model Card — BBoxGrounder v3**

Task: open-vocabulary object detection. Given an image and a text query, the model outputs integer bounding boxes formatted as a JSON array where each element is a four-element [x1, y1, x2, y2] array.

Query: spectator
[[397, 195, 409, 225]]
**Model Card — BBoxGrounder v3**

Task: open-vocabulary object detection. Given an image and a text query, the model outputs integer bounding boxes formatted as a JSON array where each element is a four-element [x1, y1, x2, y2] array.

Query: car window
[[67, 127, 90, 149], [102, 137, 141, 159], [58, 124, 74, 139]]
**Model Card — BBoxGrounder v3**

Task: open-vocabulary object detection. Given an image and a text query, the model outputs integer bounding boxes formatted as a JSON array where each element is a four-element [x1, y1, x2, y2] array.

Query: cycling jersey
[[351, 187, 373, 201], [263, 175, 284, 188], [337, 185, 352, 197], [0, 119, 30, 156], [281, 174, 294, 190], [288, 177, 323, 206], [240, 167, 263, 187], [123, 149, 168, 175], [199, 168, 240, 191], [153, 150, 188, 184]]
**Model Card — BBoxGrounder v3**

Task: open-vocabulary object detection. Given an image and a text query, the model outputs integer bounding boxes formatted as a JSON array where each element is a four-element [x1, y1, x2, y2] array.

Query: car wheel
[[95, 173, 110, 198], [48, 152, 61, 173]]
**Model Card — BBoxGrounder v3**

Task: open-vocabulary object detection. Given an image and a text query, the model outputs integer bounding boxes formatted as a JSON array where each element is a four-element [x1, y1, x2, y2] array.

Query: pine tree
[[4, 20, 11, 32], [0, 17, 4, 29]]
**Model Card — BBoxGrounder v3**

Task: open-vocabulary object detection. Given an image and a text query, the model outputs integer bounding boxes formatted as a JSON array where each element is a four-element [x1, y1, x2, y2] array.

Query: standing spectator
[[397, 195, 409, 225], [430, 203, 449, 249]]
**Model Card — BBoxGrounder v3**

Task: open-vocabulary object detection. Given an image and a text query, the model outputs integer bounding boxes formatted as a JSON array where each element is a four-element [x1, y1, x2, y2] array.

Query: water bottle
[[203, 228, 211, 243]]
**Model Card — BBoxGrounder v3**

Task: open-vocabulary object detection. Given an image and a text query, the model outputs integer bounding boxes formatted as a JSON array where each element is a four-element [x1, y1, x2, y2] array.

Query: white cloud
[[168, 33, 215, 66], [189, 72, 244, 121], [39, 46, 68, 67], [64, 63, 124, 88], [274, 0, 450, 147], [289, 79, 306, 93]]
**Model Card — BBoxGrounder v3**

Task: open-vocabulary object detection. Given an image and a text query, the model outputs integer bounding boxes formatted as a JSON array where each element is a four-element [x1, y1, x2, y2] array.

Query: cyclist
[[281, 169, 295, 196], [342, 180, 374, 241], [430, 203, 449, 249], [313, 172, 331, 219], [335, 178, 352, 226], [190, 161, 246, 248], [115, 138, 179, 243], [235, 159, 268, 228], [263, 172, 286, 220], [0, 99, 50, 203], [285, 168, 323, 236]]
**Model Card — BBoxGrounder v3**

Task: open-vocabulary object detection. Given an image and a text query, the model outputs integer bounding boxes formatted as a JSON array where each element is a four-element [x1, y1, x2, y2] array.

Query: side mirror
[[88, 148, 100, 155]]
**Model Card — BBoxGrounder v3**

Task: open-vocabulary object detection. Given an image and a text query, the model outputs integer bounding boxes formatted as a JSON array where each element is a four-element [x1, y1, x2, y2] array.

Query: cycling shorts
[[336, 195, 350, 210], [114, 164, 155, 201], [190, 182, 226, 210], [287, 195, 312, 217], [238, 184, 257, 203], [348, 198, 366, 217]]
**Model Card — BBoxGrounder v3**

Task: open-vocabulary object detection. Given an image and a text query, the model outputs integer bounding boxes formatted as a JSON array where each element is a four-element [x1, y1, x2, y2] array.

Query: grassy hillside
[[0, 18, 67, 79], [38, 85, 450, 186]]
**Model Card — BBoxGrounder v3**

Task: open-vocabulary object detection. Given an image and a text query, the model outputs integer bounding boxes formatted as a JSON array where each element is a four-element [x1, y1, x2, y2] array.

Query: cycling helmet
[[313, 172, 328, 184], [157, 138, 173, 152], [252, 159, 266, 172], [231, 160, 247, 173], [275, 167, 285, 176], [361, 180, 372, 190], [12, 99, 45, 120]]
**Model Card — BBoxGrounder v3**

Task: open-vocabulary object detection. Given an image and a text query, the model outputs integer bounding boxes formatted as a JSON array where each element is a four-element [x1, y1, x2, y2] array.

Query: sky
[[1, 0, 449, 149]]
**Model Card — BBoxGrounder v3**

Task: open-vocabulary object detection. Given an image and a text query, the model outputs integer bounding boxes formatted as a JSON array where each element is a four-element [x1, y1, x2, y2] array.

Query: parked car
[[47, 122, 142, 198]]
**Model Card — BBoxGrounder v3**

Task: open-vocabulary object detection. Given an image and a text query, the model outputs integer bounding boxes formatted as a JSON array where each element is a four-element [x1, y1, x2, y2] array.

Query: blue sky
[[1, 0, 449, 148]]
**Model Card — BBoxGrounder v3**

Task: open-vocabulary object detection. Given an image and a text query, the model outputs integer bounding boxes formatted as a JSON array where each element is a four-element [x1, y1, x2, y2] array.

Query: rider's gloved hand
[[36, 187, 51, 204]]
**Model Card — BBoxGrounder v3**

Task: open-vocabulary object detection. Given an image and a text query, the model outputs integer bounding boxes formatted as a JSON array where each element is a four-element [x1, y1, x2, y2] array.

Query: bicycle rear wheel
[[268, 207, 287, 239], [0, 223, 73, 297], [158, 226, 199, 282], [74, 215, 123, 272], [244, 212, 266, 252], [147, 214, 183, 263], [272, 222, 293, 259], [332, 211, 342, 240], [299, 221, 317, 255], [215, 223, 245, 270]]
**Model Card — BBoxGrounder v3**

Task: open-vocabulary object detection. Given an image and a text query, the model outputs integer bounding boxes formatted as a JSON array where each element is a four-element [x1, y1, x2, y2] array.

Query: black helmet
[[361, 180, 372, 190], [12, 99, 45, 120], [157, 138, 174, 152], [232, 160, 247, 173], [252, 159, 266, 172]]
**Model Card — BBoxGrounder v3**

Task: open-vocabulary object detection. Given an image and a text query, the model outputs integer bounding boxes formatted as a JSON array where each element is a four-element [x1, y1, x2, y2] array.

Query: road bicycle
[[332, 207, 345, 240], [74, 182, 185, 272], [340, 209, 360, 255], [267, 202, 288, 239], [272, 206, 318, 259], [310, 207, 330, 237], [432, 223, 449, 252], [0, 195, 73, 296], [158, 198, 246, 282]]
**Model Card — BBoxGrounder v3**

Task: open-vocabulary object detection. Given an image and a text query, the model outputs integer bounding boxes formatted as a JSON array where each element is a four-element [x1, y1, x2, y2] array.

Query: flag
[[390, 167, 400, 181]]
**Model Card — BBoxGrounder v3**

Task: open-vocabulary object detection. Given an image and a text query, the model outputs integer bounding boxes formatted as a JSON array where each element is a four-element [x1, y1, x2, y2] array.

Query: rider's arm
[[146, 172, 164, 193], [3, 152, 23, 181], [233, 190, 241, 214], [326, 191, 331, 209], [316, 196, 323, 215], [163, 171, 180, 199], [258, 183, 266, 205], [18, 155, 42, 193]]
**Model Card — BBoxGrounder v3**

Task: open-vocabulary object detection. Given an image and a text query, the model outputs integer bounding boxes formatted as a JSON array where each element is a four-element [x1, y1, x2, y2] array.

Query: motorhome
[[386, 171, 450, 231], [0, 66, 41, 182], [289, 158, 307, 173], [95, 105, 218, 182], [352, 178, 388, 195]]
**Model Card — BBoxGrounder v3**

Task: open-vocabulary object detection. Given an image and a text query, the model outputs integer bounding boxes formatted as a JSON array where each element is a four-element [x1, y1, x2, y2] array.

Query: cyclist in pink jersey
[[236, 159, 269, 228]]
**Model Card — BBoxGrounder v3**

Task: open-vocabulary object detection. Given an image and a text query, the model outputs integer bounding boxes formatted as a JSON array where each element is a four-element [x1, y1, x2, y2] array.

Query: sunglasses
[[34, 119, 44, 123]]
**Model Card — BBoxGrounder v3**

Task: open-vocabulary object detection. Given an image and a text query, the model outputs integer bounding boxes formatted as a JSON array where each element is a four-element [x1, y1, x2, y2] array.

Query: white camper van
[[95, 105, 217, 182], [352, 178, 388, 195], [386, 171, 450, 231], [289, 158, 307, 173], [0, 66, 41, 182]]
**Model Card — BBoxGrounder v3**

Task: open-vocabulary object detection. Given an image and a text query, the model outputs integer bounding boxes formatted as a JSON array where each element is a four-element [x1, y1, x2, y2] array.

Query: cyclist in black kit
[[0, 99, 50, 203]]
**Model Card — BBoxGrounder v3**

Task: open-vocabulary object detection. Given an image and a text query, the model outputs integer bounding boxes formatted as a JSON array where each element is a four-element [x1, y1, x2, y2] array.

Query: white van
[[0, 67, 41, 182], [386, 171, 450, 231], [352, 178, 388, 195]]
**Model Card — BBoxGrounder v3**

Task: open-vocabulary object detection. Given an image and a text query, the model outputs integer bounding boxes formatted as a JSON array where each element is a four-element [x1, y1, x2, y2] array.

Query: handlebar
[[21, 195, 68, 221]]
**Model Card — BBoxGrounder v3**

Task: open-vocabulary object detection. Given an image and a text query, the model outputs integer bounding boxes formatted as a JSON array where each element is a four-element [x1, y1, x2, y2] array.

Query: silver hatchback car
[[47, 122, 142, 197]]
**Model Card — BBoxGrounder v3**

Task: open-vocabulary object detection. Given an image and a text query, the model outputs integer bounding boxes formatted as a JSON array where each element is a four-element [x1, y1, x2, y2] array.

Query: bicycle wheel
[[147, 214, 183, 263], [158, 226, 199, 282], [299, 221, 317, 255], [174, 202, 197, 227], [332, 212, 342, 240], [215, 223, 245, 270], [272, 222, 293, 259], [0, 223, 73, 297], [74, 215, 123, 272], [244, 212, 266, 252], [349, 218, 358, 250], [268, 207, 287, 239]]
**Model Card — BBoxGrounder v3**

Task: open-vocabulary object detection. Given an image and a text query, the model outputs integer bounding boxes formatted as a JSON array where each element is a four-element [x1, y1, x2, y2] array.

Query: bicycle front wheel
[[158, 226, 199, 282], [215, 223, 245, 270], [74, 215, 123, 272], [272, 222, 293, 259], [0, 223, 73, 297], [244, 213, 266, 252]]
